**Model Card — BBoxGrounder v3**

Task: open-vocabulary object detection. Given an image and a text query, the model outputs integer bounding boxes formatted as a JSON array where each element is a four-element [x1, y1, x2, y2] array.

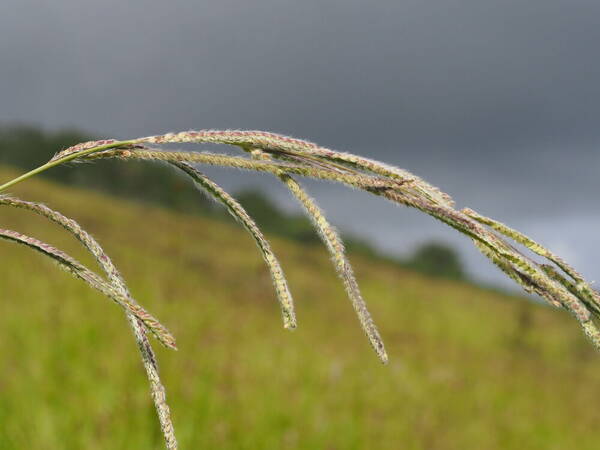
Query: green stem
[[0, 140, 135, 193]]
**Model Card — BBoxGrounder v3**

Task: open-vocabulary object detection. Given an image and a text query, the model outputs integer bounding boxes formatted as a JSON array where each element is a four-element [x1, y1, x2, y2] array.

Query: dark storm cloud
[[1, 0, 599, 284]]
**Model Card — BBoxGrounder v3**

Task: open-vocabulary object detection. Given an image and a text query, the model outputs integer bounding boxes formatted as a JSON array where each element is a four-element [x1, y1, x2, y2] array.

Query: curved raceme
[[0, 130, 598, 450]]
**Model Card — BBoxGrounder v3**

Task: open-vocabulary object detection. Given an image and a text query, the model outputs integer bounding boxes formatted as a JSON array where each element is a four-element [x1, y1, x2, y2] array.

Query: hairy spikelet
[[50, 139, 118, 162], [84, 148, 402, 191], [134, 130, 453, 207], [48, 139, 141, 164], [170, 161, 296, 330], [463, 208, 584, 281], [279, 174, 388, 363], [270, 147, 454, 208], [581, 320, 600, 349], [463, 208, 600, 312], [472, 239, 537, 294], [541, 264, 600, 316]]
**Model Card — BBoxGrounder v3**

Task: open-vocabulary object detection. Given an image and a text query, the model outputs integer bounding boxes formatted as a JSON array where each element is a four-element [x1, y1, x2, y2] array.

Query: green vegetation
[[2, 167, 599, 449], [407, 241, 465, 280]]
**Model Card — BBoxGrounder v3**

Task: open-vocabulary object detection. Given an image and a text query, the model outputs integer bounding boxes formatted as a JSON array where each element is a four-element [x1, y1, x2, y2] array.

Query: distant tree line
[[0, 124, 466, 281]]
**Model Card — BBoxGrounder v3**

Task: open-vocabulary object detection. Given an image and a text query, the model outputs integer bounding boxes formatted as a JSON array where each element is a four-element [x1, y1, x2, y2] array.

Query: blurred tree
[[407, 241, 465, 280]]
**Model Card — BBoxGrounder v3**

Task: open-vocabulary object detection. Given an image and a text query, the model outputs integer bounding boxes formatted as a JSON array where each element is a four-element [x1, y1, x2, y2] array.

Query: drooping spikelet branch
[[278, 173, 388, 363], [463, 208, 584, 282], [0, 227, 157, 320], [0, 196, 175, 348], [72, 133, 600, 355], [471, 238, 561, 307], [463, 208, 600, 307], [377, 192, 566, 303], [169, 161, 297, 330], [467, 222, 600, 350], [0, 196, 178, 449], [541, 264, 600, 316]]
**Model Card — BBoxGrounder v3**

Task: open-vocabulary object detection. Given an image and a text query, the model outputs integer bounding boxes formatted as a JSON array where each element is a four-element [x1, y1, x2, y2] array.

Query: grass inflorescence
[[0, 130, 598, 449]]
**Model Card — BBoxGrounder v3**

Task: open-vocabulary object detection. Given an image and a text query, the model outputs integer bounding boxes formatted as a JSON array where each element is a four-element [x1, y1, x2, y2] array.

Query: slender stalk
[[131, 320, 177, 450], [0, 140, 135, 193]]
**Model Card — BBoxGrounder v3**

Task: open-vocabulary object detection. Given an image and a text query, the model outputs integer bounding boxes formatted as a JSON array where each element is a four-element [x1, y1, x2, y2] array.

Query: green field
[[1, 166, 599, 449]]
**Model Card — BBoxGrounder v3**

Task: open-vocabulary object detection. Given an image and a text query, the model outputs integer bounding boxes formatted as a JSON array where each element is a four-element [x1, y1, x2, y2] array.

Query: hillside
[[0, 166, 599, 449]]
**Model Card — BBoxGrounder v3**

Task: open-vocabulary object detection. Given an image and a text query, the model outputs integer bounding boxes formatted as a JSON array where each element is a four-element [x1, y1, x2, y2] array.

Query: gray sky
[[1, 0, 599, 287]]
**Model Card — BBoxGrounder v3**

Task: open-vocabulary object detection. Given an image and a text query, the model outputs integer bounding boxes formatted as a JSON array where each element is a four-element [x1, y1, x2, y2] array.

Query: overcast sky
[[1, 0, 599, 288]]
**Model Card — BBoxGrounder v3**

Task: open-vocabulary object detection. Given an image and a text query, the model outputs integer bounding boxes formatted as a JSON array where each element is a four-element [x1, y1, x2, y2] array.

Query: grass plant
[[0, 130, 598, 449]]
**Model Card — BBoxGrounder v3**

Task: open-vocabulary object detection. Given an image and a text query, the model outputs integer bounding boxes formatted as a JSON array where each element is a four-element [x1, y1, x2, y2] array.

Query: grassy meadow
[[1, 166, 600, 449]]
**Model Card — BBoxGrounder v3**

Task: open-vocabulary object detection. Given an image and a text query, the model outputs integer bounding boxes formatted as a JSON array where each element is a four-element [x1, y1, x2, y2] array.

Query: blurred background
[[1, 1, 599, 448]]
